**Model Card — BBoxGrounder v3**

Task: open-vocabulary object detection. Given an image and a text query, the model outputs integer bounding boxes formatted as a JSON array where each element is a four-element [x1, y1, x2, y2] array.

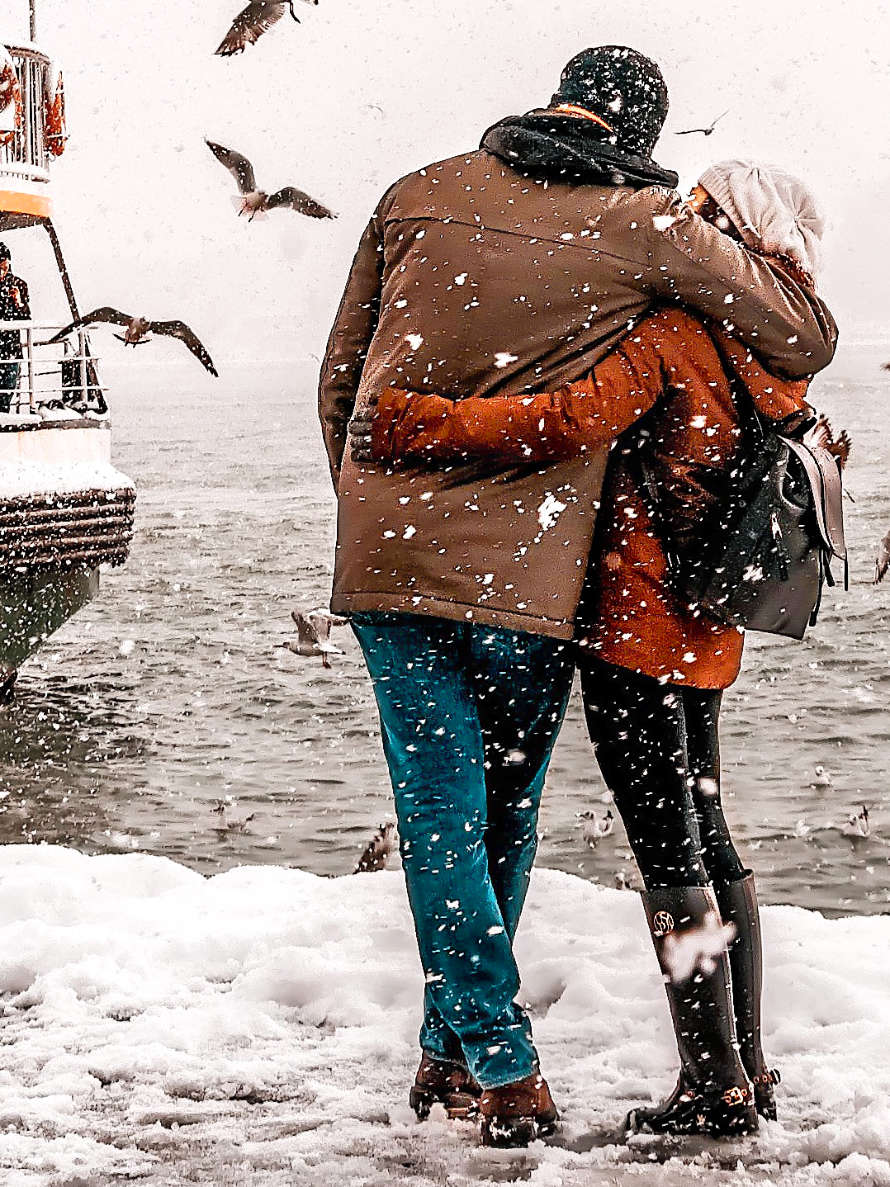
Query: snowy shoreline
[[1, 846, 889, 1186]]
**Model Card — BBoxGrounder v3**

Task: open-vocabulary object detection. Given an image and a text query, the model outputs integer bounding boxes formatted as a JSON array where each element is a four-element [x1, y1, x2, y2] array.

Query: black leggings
[[580, 656, 746, 891]]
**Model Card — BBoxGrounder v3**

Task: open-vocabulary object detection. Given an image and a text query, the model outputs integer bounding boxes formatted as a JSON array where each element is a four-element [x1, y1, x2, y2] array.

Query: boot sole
[[480, 1111, 559, 1148], [625, 1104, 758, 1139]]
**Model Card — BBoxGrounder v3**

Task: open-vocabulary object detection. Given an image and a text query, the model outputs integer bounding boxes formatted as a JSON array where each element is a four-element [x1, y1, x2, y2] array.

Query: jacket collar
[[481, 109, 678, 190]]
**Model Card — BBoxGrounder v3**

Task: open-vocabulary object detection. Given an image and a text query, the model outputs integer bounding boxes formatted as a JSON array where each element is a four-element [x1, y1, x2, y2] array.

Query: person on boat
[[319, 45, 836, 1148], [0, 241, 31, 414], [350, 162, 831, 1138]]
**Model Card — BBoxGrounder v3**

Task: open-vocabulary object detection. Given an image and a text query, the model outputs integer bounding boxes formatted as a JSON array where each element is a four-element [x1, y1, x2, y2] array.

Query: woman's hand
[[348, 394, 381, 463]]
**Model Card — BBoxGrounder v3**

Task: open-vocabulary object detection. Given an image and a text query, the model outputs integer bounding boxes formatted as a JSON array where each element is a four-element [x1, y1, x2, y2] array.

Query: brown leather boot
[[713, 872, 781, 1120], [409, 1052, 481, 1120], [479, 1071, 559, 1147]]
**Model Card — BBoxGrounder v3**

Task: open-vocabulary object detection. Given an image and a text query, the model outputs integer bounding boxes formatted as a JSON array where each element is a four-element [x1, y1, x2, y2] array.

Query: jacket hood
[[481, 110, 678, 190]]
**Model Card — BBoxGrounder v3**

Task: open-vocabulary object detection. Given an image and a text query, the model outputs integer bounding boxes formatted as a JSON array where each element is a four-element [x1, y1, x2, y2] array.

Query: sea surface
[[1, 350, 888, 917]]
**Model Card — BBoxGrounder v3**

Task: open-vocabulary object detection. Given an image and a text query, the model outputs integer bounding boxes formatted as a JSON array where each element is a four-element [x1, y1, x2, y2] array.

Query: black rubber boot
[[713, 871, 780, 1120], [626, 885, 757, 1138]]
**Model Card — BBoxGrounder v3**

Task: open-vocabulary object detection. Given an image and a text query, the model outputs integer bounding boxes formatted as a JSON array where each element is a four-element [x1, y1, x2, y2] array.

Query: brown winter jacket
[[319, 149, 837, 640], [366, 309, 812, 688]]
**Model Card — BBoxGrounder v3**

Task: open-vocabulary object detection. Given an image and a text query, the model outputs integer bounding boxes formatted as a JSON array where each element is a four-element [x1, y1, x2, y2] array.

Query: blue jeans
[[351, 611, 574, 1087], [0, 361, 19, 413]]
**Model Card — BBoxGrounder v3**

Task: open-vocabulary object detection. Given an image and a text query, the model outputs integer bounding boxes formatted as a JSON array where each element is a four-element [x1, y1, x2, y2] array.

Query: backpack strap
[[810, 549, 825, 627], [783, 438, 847, 562], [637, 450, 681, 578]]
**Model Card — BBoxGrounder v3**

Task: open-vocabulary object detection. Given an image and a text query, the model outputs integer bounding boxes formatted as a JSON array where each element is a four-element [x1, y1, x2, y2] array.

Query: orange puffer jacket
[[369, 308, 811, 689]]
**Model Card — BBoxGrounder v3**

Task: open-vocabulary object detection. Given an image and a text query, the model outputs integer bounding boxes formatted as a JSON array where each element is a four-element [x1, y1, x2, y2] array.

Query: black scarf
[[481, 110, 678, 190]]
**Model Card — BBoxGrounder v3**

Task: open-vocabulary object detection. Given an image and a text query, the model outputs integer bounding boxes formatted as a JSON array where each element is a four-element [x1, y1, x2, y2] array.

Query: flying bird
[[355, 822, 399, 873], [212, 800, 256, 833], [206, 139, 335, 221], [807, 413, 851, 470], [282, 608, 348, 667], [841, 805, 870, 839], [578, 808, 614, 848], [215, 0, 318, 56], [660, 915, 738, 984], [875, 528, 890, 584], [675, 110, 729, 137], [47, 309, 217, 376]]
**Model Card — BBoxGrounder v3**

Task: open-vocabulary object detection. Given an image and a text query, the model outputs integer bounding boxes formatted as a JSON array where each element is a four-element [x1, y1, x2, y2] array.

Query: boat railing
[[0, 319, 105, 413], [0, 45, 51, 183]]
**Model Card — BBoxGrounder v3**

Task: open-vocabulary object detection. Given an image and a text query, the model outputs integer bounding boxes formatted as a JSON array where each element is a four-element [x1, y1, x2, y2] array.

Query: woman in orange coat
[[351, 162, 825, 1138]]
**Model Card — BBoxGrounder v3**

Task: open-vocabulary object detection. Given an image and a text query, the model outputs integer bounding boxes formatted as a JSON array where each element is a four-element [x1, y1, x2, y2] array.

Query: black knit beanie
[[0, 242, 10, 262], [551, 46, 669, 157]]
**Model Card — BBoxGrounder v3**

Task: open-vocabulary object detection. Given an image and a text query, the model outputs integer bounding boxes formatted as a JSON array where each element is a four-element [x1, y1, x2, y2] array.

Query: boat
[[0, 1, 135, 700]]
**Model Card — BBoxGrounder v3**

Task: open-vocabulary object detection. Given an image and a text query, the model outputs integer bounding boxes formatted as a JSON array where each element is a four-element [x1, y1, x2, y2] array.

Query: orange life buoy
[[0, 49, 23, 149], [44, 69, 66, 157]]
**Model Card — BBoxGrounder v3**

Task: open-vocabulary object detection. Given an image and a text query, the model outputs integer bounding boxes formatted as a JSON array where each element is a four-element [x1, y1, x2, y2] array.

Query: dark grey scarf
[[481, 110, 678, 190]]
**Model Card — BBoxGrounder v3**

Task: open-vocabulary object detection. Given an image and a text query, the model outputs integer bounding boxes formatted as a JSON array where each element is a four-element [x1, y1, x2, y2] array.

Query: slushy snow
[[1, 846, 889, 1186]]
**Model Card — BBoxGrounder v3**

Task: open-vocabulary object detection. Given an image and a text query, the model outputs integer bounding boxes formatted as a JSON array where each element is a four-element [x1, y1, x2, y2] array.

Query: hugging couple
[[318, 45, 837, 1148]]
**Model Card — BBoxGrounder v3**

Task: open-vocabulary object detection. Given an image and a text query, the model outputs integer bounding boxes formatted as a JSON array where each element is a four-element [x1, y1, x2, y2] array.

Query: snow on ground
[[1, 847, 889, 1187]]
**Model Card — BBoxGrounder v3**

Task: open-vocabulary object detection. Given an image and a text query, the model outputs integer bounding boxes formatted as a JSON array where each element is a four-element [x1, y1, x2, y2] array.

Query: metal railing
[[0, 320, 105, 413], [0, 45, 51, 183]]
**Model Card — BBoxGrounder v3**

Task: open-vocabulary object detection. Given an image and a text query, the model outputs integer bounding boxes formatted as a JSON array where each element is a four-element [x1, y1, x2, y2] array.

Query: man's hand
[[10, 286, 22, 310]]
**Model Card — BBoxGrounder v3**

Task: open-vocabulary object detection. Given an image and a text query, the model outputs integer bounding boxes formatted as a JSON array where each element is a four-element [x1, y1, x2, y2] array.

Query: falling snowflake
[[537, 494, 567, 532], [661, 915, 738, 983], [494, 352, 519, 369], [405, 333, 424, 351]]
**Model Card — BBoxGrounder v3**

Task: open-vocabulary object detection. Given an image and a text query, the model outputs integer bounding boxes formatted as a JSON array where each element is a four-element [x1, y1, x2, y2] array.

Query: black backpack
[[637, 394, 848, 640]]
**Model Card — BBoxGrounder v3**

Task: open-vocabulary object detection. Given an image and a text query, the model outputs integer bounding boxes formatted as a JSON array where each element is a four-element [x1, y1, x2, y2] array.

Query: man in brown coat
[[318, 45, 836, 1145]]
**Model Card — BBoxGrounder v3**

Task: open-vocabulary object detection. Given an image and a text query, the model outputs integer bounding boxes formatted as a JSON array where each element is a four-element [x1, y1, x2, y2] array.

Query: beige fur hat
[[698, 159, 825, 277]]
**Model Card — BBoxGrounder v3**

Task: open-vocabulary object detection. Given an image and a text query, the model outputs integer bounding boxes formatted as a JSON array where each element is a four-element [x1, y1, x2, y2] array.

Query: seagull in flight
[[675, 110, 729, 136], [807, 413, 852, 470], [841, 805, 870, 839], [215, 0, 318, 56], [206, 139, 336, 221], [875, 528, 890, 584], [355, 823, 399, 873], [211, 801, 256, 833], [578, 808, 614, 848], [47, 309, 218, 376], [282, 609, 348, 667]]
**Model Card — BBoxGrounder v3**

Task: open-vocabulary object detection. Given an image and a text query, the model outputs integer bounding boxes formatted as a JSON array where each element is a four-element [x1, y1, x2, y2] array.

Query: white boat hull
[[0, 418, 135, 672]]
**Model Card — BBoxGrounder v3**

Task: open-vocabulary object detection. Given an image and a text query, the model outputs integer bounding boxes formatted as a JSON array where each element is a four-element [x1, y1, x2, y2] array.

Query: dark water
[[1, 352, 888, 916]]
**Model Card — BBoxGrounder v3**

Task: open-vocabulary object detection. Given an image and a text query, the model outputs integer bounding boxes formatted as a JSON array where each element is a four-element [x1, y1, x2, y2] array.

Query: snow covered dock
[[1, 846, 889, 1186]]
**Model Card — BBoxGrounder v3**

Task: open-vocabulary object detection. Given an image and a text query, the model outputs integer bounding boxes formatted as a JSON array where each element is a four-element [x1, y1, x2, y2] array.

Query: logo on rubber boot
[[652, 911, 675, 937], [722, 1086, 750, 1106]]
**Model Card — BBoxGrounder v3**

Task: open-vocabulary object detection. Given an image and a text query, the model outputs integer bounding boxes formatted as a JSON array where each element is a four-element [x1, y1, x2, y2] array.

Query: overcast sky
[[6, 0, 890, 366]]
